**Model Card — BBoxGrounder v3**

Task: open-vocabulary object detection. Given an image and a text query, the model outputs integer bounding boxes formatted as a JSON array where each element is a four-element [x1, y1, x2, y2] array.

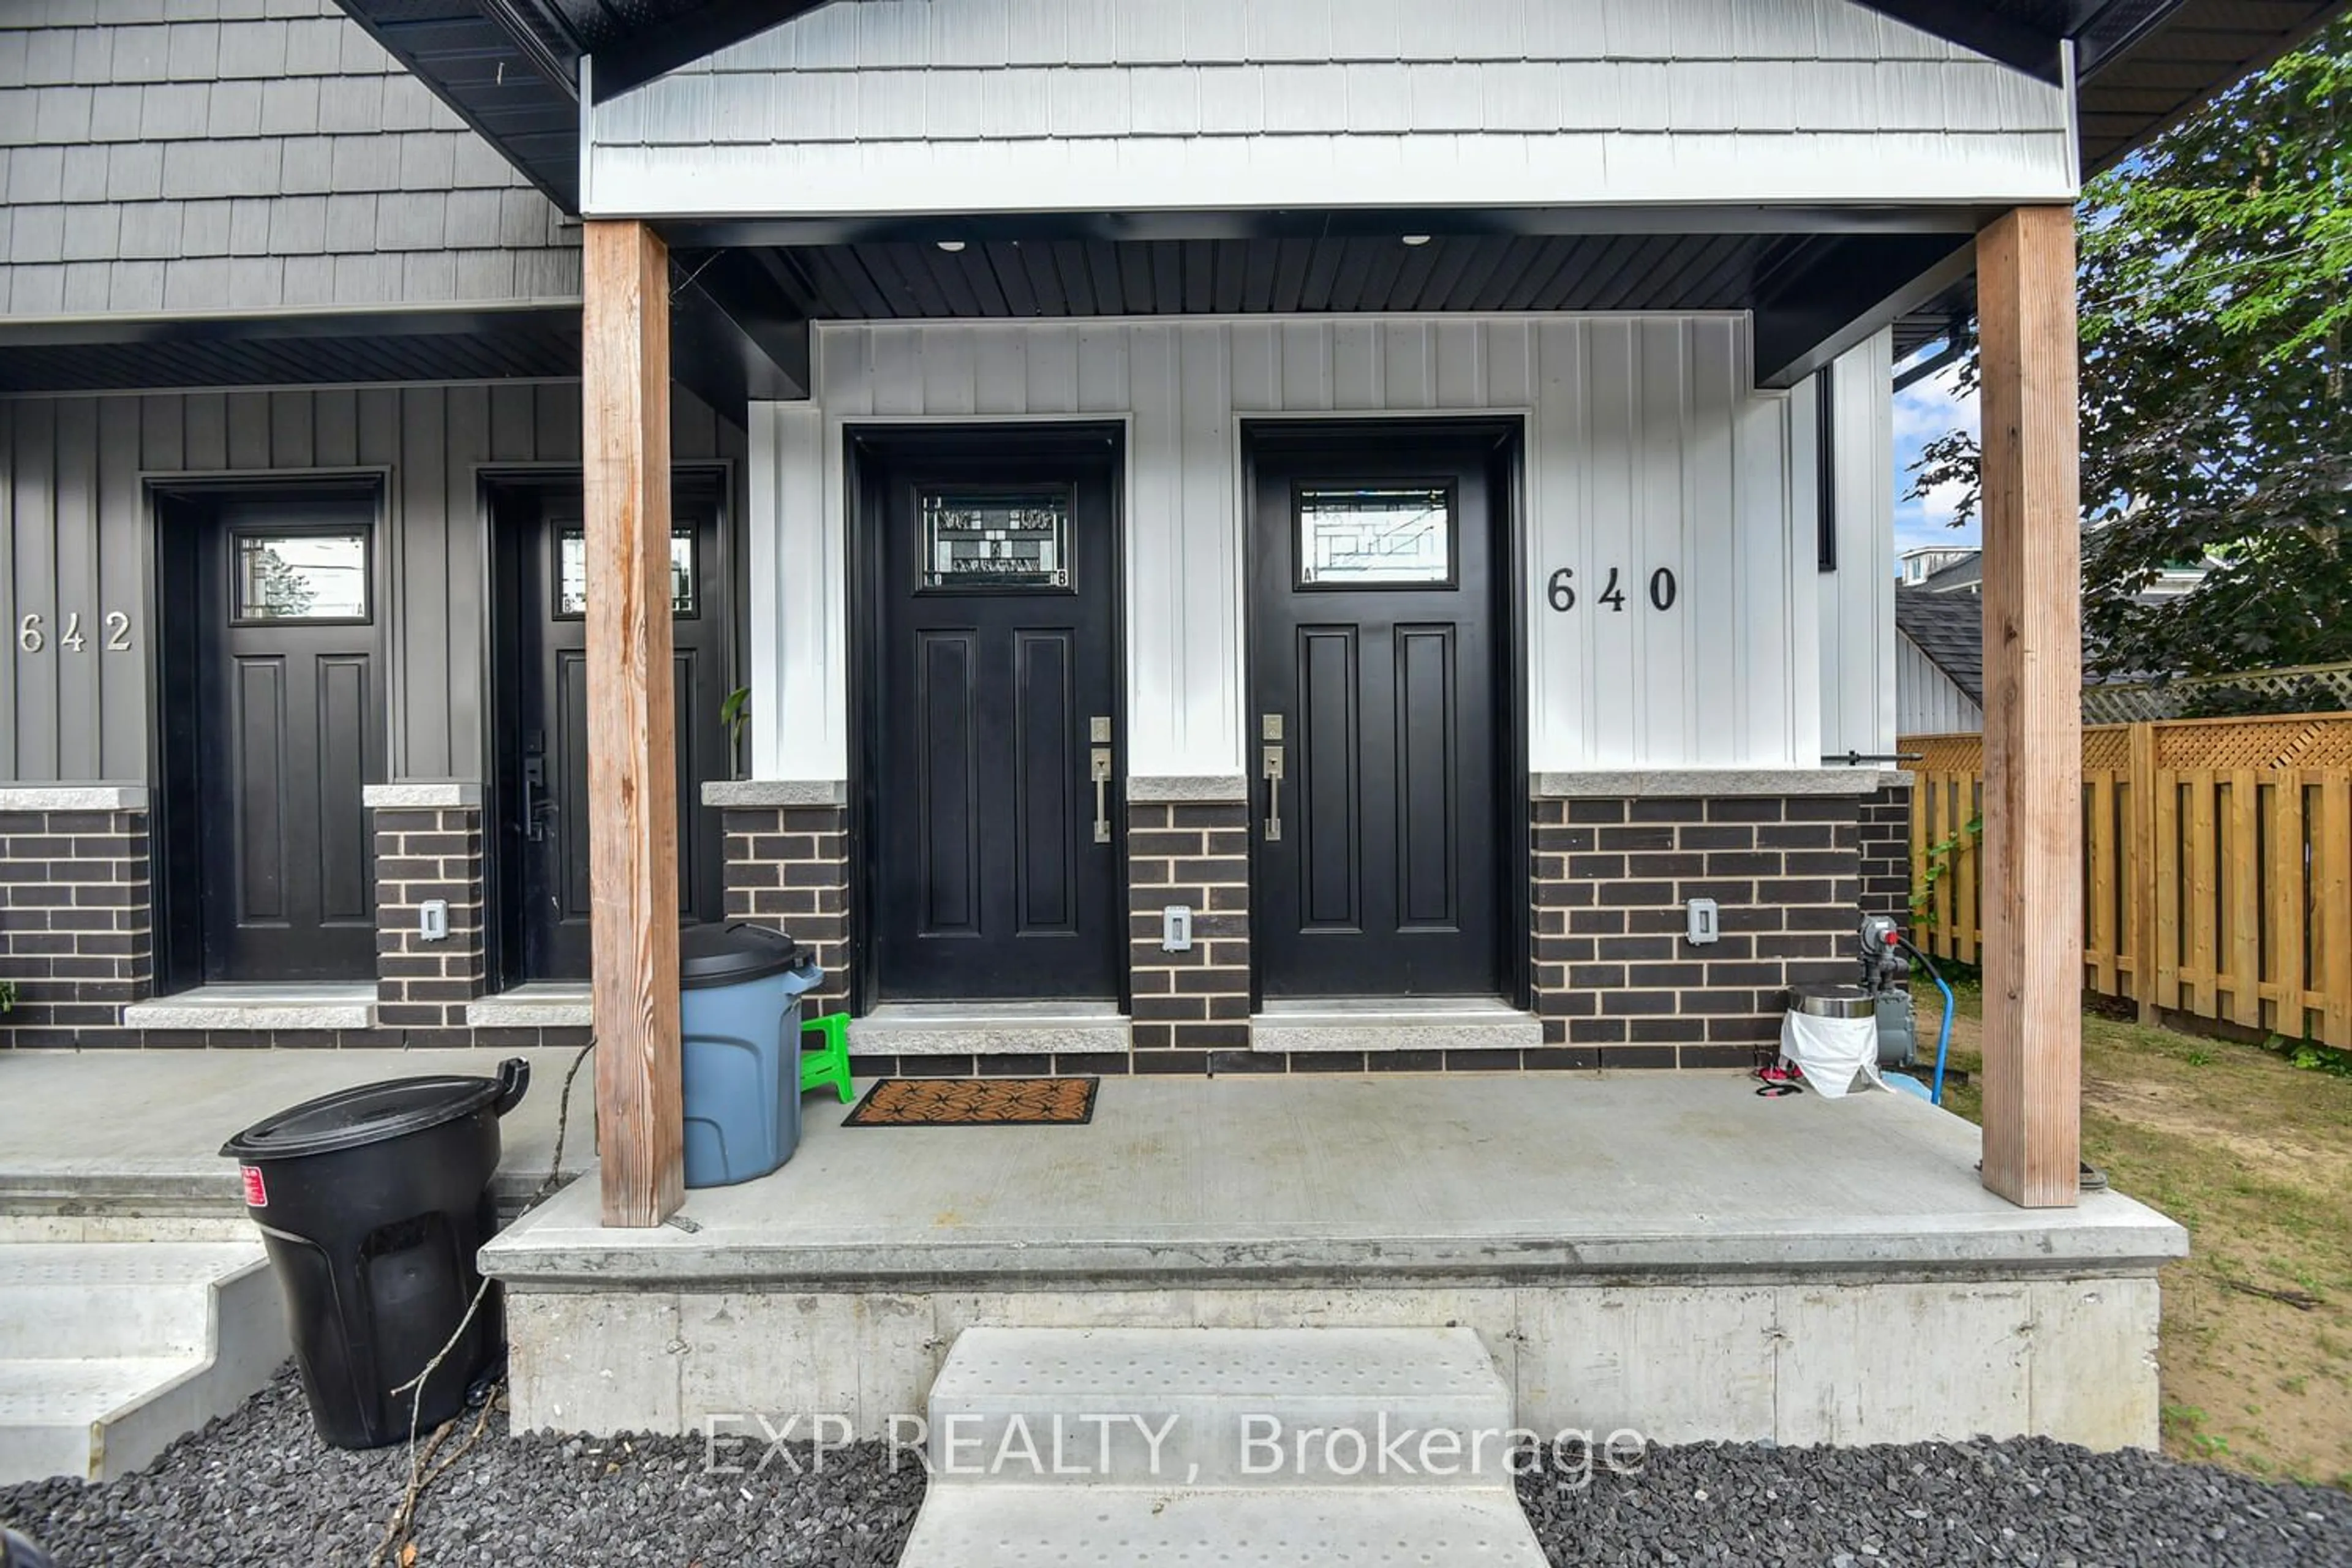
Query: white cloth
[[1779, 1010, 1886, 1099]]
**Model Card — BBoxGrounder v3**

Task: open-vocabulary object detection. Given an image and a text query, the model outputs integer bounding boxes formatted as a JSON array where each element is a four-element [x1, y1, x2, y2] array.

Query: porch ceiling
[[0, 306, 582, 396], [707, 228, 1964, 388], [764, 233, 1919, 323]]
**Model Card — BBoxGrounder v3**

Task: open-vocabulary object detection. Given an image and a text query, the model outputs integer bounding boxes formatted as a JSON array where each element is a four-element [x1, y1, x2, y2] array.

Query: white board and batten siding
[[1898, 633, 1985, 734], [749, 315, 1892, 787], [584, 0, 2076, 217]]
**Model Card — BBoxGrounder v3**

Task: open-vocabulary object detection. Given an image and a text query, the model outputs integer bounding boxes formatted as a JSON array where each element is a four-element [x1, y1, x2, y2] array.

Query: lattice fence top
[[2155, 716, 2352, 771], [1901, 714, 2352, 774], [1905, 734, 1985, 772], [2083, 729, 2130, 770], [2081, 662, 2352, 725]]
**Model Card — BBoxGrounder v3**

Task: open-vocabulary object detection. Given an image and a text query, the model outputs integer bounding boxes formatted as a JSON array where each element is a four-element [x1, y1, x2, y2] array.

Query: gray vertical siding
[[0, 383, 744, 785]]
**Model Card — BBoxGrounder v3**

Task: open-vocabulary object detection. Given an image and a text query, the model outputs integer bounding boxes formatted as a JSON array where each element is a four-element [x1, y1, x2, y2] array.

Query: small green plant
[[0, 978, 15, 1013], [1909, 811, 1983, 928], [2260, 1031, 2352, 1079], [720, 686, 751, 778], [2184, 1049, 2214, 1067]]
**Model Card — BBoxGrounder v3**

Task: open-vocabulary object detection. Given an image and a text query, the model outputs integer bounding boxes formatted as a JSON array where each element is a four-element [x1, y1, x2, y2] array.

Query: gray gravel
[[5, 1370, 2350, 1566], [1517, 1437, 2352, 1566], [0, 1368, 922, 1567]]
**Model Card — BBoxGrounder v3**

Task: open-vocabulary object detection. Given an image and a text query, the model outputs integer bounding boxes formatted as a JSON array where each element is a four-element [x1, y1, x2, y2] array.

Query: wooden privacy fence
[[1905, 714, 2352, 1047]]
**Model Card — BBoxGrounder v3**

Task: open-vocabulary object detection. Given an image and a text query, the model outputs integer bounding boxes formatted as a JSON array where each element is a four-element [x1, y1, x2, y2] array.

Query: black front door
[[866, 439, 1122, 1002], [502, 486, 726, 982], [1249, 431, 1506, 998], [190, 496, 385, 982]]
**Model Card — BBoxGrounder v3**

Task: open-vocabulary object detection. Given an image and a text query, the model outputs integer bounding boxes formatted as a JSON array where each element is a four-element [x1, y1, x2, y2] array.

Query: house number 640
[[18, 612, 135, 653], [1545, 567, 1679, 613]]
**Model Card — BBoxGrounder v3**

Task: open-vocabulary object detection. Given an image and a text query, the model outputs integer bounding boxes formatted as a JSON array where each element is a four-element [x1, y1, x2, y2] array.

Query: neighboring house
[[1896, 548, 2230, 735], [1901, 544, 2215, 600], [1897, 585, 1986, 733], [1899, 545, 1977, 586]]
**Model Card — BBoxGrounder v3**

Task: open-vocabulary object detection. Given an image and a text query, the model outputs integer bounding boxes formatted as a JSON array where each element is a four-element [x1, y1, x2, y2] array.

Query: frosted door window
[[1296, 487, 1454, 587], [556, 527, 697, 617], [233, 532, 369, 622], [919, 490, 1071, 592]]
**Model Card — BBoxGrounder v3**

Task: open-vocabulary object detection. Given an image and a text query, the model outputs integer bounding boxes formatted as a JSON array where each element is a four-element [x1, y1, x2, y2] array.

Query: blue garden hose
[[1901, 937, 1956, 1106]]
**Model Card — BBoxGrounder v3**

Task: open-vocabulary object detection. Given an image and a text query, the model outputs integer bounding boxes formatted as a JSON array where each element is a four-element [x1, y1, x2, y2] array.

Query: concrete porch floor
[[484, 1072, 2185, 1287], [482, 1074, 2187, 1449], [0, 1047, 597, 1229]]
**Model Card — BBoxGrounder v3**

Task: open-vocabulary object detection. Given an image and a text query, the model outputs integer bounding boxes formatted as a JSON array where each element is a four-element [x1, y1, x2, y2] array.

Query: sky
[[1890, 349, 1980, 560]]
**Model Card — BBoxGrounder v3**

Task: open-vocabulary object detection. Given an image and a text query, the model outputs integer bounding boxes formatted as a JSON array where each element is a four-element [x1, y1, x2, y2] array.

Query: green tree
[[1908, 22, 2352, 689]]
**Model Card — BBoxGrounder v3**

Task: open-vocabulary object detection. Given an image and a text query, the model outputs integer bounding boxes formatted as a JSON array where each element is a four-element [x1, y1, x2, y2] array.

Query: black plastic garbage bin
[[2, 1528, 55, 1568], [221, 1058, 530, 1449]]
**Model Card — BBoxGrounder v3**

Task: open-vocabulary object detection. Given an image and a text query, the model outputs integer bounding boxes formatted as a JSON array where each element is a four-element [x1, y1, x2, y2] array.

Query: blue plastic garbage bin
[[679, 922, 823, 1188]]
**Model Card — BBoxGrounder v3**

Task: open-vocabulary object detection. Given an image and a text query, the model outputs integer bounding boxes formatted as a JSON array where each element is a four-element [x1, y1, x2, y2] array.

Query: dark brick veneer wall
[[1126, 799, 1251, 1067], [1531, 794, 1863, 1069], [374, 805, 487, 1028], [0, 798, 581, 1050], [0, 807, 152, 1034], [722, 804, 850, 1016], [1858, 781, 1914, 930]]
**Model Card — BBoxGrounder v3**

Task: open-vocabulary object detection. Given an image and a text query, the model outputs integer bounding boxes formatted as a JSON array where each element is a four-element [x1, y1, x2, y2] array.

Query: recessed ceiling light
[[937, 239, 967, 253], [1401, 234, 1432, 247]]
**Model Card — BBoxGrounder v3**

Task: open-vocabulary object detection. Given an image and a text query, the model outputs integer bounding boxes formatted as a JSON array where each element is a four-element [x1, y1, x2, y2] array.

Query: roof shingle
[[1896, 586, 1985, 706]]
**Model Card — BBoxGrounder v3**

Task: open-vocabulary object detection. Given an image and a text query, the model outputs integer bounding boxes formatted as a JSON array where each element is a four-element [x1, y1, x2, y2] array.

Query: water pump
[[1856, 914, 1917, 1068], [1857, 913, 1957, 1104]]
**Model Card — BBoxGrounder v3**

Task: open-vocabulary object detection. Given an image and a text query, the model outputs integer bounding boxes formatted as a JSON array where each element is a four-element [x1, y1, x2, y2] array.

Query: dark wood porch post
[[583, 219, 684, 1227], [1976, 203, 2084, 1208]]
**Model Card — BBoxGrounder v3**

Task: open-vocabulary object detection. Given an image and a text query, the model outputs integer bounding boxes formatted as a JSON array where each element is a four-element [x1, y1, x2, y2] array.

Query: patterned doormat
[[842, 1077, 1099, 1128]]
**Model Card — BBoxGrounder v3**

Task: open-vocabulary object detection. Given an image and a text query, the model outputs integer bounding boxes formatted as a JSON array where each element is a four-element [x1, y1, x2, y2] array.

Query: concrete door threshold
[[1251, 997, 1542, 1054], [850, 1000, 1129, 1057], [466, 982, 592, 1029], [120, 982, 375, 1032]]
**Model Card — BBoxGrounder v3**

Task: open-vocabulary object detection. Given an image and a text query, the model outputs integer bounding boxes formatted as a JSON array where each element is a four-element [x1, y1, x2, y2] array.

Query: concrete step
[[0, 1243, 263, 1360], [850, 1001, 1130, 1058], [895, 1485, 1549, 1567], [0, 1242, 288, 1482], [1250, 997, 1542, 1054], [924, 1327, 1513, 1490], [0, 1357, 206, 1484]]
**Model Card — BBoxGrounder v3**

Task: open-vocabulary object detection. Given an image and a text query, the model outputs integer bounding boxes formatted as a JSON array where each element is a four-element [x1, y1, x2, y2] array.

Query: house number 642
[[18, 612, 135, 652]]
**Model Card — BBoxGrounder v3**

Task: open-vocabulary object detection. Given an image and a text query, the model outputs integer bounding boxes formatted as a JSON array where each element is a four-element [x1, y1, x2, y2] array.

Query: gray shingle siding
[[1, 0, 580, 318]]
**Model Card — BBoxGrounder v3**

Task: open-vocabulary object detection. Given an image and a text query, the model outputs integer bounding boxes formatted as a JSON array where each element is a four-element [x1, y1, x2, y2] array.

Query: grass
[[1918, 975, 2352, 1488]]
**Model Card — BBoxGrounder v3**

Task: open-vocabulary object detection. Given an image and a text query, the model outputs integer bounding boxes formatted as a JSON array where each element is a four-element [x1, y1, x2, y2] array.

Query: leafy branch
[[1910, 812, 1984, 930]]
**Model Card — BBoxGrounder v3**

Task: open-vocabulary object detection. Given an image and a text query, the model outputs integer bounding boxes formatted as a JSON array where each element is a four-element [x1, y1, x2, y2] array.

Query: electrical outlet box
[[420, 899, 450, 941], [1685, 897, 1719, 946], [1161, 905, 1193, 952]]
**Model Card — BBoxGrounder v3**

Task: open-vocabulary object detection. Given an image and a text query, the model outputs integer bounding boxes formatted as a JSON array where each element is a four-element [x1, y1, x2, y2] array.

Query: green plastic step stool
[[801, 1012, 854, 1102]]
